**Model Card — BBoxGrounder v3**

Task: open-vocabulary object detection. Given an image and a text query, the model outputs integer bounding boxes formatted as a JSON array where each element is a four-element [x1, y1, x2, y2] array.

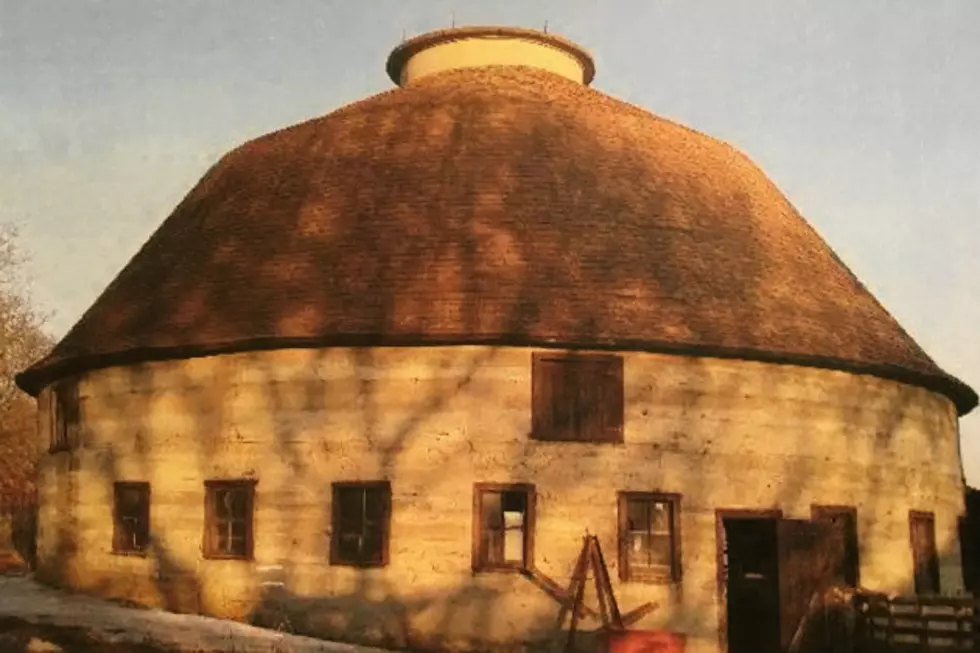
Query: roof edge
[[16, 335, 978, 416]]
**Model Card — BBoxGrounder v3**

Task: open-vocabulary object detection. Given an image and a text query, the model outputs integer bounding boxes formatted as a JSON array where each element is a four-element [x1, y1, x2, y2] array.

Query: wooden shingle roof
[[16, 65, 977, 414]]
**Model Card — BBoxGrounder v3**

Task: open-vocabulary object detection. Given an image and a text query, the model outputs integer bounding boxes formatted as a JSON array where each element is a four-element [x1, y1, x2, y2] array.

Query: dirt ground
[[0, 571, 396, 653], [0, 616, 175, 653]]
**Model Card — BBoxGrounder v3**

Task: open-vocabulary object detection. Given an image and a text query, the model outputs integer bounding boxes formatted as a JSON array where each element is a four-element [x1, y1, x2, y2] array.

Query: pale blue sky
[[3, 1, 979, 479]]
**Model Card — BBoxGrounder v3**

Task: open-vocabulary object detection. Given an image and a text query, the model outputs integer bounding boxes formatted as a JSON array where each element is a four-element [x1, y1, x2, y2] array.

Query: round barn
[[17, 25, 977, 653]]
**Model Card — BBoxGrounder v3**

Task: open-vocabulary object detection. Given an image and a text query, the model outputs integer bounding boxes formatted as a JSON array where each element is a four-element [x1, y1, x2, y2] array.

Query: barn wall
[[33, 346, 965, 653]]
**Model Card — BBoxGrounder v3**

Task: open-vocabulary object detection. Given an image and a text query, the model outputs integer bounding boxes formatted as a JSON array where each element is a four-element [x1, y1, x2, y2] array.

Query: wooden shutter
[[910, 511, 940, 594], [777, 519, 843, 651], [598, 357, 624, 443]]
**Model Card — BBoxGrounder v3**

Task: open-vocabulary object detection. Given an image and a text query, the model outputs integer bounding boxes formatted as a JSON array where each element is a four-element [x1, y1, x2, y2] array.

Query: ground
[[0, 561, 399, 653]]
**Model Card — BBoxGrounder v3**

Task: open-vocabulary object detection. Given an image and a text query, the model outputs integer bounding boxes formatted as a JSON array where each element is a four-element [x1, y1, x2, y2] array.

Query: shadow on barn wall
[[19, 73, 973, 653]]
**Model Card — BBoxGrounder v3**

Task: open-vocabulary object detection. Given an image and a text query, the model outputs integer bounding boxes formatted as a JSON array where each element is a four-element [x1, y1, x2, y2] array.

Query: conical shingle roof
[[16, 34, 977, 415]]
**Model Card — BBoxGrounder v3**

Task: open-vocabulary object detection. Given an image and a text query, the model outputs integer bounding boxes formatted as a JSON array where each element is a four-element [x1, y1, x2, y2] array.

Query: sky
[[2, 0, 979, 479]]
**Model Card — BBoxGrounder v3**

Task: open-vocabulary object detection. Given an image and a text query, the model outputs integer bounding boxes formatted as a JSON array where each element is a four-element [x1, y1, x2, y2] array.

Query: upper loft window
[[49, 381, 79, 453], [112, 482, 150, 555], [532, 353, 624, 443], [330, 481, 392, 568], [203, 480, 256, 560]]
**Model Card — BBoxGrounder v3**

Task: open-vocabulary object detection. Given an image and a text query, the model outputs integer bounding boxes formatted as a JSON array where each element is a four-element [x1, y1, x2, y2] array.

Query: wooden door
[[777, 519, 845, 651]]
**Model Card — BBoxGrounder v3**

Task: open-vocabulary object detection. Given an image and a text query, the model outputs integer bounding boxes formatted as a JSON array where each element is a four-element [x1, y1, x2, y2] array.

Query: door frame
[[715, 508, 783, 653]]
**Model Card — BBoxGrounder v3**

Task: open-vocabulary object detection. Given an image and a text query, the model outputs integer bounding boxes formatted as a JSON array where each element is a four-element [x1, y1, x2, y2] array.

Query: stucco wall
[[33, 346, 966, 653]]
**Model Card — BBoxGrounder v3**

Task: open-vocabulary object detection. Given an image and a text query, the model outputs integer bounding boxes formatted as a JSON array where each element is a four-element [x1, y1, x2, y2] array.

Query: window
[[910, 510, 940, 595], [532, 353, 624, 443], [472, 483, 535, 572], [618, 492, 681, 583], [330, 482, 391, 567], [812, 505, 860, 587], [112, 482, 150, 554], [49, 381, 79, 452], [203, 480, 255, 560]]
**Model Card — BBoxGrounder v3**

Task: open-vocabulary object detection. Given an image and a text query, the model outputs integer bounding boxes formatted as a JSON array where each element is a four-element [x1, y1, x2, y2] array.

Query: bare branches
[[0, 222, 54, 410]]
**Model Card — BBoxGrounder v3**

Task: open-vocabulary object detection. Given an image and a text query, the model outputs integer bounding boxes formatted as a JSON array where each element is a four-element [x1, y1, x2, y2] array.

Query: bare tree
[[0, 223, 54, 412], [0, 222, 54, 496]]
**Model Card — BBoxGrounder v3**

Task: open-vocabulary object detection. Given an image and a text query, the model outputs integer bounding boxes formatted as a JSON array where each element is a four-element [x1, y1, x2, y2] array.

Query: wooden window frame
[[329, 481, 392, 569], [49, 381, 78, 453], [202, 479, 256, 561], [112, 482, 151, 556], [811, 504, 860, 587], [618, 491, 682, 584], [472, 483, 536, 573], [909, 509, 940, 595], [531, 352, 624, 444]]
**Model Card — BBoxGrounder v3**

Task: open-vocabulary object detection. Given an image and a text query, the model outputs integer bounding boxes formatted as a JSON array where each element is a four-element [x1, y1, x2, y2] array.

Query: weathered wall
[[33, 346, 966, 653]]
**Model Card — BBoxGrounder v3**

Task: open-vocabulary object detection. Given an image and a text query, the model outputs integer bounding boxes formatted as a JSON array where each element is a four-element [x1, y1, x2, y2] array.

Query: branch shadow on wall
[[44, 74, 971, 653]]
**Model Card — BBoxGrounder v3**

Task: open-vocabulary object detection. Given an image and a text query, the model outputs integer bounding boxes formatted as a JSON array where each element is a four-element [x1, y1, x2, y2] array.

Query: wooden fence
[[854, 593, 979, 652]]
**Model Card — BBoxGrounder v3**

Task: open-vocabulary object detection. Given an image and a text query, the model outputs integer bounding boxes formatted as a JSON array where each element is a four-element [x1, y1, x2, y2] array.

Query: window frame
[[531, 352, 625, 444], [618, 491, 682, 584], [112, 481, 151, 556], [329, 480, 392, 569], [49, 381, 79, 453], [909, 509, 940, 595], [202, 479, 256, 561], [471, 483, 536, 573]]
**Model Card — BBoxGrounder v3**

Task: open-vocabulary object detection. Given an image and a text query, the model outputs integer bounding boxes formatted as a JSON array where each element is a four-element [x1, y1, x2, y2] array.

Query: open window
[[112, 482, 150, 554], [203, 480, 255, 560], [49, 381, 79, 453], [618, 492, 681, 583], [472, 483, 535, 572], [532, 353, 624, 443], [910, 510, 940, 595], [330, 481, 391, 568]]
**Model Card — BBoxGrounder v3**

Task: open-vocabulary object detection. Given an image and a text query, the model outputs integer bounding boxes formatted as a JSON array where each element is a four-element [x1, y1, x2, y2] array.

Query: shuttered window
[[330, 482, 391, 568], [50, 381, 79, 452], [532, 353, 624, 443], [910, 510, 940, 595]]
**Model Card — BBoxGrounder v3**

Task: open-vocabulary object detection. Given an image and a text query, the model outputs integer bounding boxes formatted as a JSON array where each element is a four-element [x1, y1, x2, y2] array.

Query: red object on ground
[[605, 630, 687, 653]]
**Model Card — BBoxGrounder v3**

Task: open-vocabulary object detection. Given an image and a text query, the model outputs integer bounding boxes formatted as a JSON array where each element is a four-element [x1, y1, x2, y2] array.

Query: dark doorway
[[718, 513, 845, 653], [722, 516, 781, 653]]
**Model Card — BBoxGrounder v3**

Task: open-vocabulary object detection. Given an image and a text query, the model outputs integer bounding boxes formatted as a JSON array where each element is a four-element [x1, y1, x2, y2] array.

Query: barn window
[[330, 482, 391, 568], [910, 510, 940, 595], [472, 483, 535, 572], [112, 482, 150, 554], [532, 353, 624, 443], [203, 480, 255, 560], [618, 492, 682, 583], [49, 381, 79, 453]]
